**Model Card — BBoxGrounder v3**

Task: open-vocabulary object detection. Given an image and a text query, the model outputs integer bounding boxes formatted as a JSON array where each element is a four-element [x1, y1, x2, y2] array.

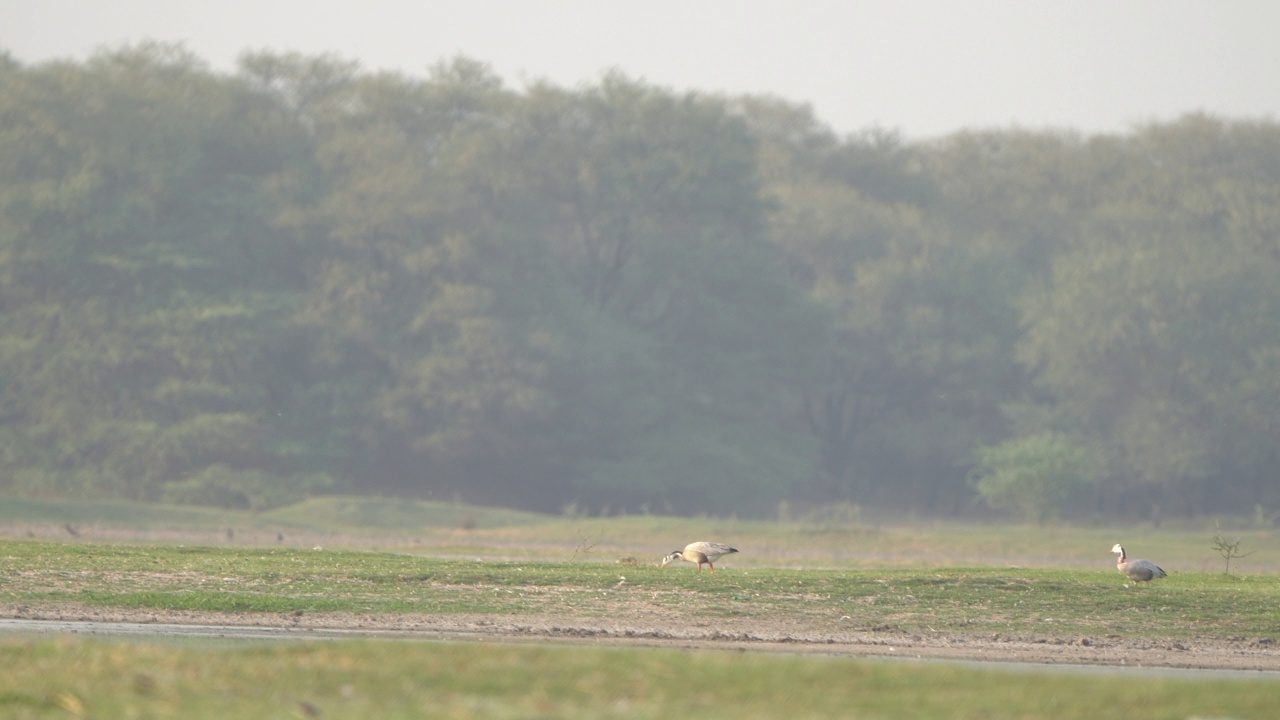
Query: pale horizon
[[3, 0, 1279, 140]]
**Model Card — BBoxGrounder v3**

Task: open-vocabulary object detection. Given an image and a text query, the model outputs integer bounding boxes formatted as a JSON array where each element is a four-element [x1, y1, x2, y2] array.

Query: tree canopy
[[1, 46, 1277, 518]]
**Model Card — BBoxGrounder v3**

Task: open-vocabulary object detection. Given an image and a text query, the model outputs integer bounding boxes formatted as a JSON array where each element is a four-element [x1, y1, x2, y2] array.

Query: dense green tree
[[240, 53, 553, 501], [453, 76, 827, 513], [1016, 117, 1280, 515], [749, 106, 1024, 510], [0, 46, 319, 503]]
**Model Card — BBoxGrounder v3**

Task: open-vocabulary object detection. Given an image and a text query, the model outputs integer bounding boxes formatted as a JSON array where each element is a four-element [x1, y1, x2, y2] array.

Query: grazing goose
[[1111, 544, 1167, 584], [662, 542, 738, 573]]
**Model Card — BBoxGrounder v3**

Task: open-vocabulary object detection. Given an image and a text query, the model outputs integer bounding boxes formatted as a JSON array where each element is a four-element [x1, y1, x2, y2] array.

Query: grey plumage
[[662, 541, 738, 573], [1111, 544, 1167, 584]]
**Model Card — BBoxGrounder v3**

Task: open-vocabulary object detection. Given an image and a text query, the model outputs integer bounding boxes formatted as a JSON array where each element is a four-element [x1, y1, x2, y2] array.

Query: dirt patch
[[5, 603, 1279, 673]]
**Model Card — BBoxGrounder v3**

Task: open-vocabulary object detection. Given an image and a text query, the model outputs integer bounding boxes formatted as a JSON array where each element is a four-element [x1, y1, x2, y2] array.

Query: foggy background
[[0, 2, 1278, 522]]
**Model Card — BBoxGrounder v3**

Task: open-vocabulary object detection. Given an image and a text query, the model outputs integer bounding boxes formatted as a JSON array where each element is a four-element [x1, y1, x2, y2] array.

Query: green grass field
[[2, 495, 1279, 718], [1, 636, 1277, 720], [6, 494, 1278, 572]]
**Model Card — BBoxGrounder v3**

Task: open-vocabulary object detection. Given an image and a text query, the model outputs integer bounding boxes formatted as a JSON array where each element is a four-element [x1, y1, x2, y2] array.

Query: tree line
[[1, 45, 1277, 519]]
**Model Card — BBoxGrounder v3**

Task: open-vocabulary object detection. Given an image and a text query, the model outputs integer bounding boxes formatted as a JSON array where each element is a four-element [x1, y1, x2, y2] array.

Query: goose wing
[[685, 541, 738, 559], [1122, 558, 1167, 581], [1134, 559, 1166, 578]]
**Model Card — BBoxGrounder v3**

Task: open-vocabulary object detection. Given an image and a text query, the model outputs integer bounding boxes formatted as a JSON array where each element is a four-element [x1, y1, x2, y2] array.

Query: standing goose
[[662, 542, 738, 573], [1111, 544, 1167, 584]]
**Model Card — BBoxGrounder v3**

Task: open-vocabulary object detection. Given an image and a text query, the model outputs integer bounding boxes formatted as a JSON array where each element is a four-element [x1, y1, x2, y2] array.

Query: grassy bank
[[2, 540, 1278, 642]]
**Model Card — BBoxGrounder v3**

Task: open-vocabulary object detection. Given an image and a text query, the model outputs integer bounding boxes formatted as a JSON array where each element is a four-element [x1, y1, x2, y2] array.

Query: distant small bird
[[1111, 543, 1167, 585], [662, 541, 738, 573]]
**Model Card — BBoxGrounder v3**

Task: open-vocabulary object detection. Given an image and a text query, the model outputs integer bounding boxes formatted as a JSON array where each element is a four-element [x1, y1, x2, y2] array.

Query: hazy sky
[[4, 0, 1278, 140]]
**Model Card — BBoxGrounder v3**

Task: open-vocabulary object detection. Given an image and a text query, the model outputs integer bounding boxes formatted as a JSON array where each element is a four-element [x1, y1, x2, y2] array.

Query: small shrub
[[1210, 520, 1255, 574], [968, 433, 1095, 523]]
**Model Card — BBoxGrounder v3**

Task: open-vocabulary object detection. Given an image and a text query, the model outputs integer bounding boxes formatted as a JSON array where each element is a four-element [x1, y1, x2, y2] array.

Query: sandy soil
[[6, 603, 1280, 674]]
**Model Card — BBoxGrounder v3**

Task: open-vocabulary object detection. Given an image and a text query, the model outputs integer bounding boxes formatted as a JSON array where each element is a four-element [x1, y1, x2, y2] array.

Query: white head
[[1111, 544, 1124, 556], [661, 551, 683, 568]]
